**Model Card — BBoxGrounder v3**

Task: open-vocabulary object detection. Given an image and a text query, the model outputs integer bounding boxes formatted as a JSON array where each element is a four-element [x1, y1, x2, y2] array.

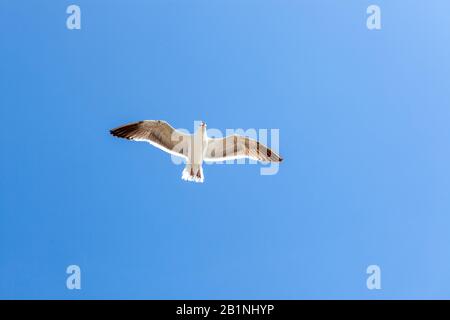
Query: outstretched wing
[[110, 120, 190, 159], [204, 135, 283, 163]]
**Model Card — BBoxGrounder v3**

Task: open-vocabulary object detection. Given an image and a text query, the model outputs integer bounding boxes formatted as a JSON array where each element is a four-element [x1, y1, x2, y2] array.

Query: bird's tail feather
[[182, 164, 204, 183]]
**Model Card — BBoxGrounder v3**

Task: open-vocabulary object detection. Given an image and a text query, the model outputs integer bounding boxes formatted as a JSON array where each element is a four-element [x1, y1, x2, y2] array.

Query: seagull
[[110, 120, 283, 183]]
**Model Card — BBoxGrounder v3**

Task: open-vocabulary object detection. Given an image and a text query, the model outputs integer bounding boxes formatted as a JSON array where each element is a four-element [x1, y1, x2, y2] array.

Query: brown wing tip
[[109, 124, 138, 140], [110, 128, 124, 138]]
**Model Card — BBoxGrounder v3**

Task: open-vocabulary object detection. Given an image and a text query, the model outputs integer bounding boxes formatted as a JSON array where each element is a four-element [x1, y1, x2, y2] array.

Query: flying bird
[[110, 120, 283, 183]]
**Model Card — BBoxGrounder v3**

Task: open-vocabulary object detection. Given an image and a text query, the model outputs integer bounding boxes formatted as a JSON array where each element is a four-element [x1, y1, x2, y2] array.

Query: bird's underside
[[110, 120, 283, 183]]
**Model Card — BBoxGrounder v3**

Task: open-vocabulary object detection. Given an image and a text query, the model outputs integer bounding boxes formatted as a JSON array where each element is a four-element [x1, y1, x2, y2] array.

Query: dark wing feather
[[110, 120, 189, 159]]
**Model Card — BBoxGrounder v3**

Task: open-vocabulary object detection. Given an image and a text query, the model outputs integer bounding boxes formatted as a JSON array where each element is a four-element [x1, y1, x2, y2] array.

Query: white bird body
[[110, 120, 282, 183], [181, 124, 208, 182]]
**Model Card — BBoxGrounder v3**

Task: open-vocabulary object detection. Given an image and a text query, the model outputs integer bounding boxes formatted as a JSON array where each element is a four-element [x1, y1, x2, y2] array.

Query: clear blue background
[[1, 1, 450, 299]]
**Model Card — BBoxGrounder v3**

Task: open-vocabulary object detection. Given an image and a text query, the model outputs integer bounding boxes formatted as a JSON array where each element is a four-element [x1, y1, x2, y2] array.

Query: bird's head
[[198, 121, 207, 137]]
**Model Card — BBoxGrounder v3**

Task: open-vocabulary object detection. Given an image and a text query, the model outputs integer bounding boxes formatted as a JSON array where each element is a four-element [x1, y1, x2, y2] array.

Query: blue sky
[[1, 1, 450, 299]]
